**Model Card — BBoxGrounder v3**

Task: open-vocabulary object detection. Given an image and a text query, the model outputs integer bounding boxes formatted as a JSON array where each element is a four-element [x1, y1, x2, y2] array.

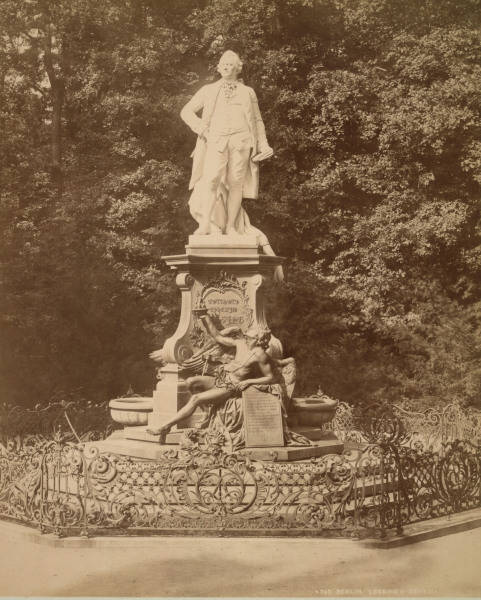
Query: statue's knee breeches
[[202, 142, 228, 188], [226, 149, 250, 186], [226, 170, 245, 188], [203, 173, 222, 192]]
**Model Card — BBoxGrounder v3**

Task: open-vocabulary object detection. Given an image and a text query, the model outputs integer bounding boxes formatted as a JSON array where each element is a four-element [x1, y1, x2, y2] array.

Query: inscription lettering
[[207, 298, 240, 306], [243, 388, 284, 448], [202, 288, 251, 331]]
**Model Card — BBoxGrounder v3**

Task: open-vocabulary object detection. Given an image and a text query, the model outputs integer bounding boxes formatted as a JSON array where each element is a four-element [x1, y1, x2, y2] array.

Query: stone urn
[[289, 393, 338, 428], [109, 397, 153, 426]]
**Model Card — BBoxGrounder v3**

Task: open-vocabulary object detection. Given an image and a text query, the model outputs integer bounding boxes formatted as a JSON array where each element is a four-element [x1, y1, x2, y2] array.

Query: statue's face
[[244, 332, 258, 349], [218, 57, 239, 80]]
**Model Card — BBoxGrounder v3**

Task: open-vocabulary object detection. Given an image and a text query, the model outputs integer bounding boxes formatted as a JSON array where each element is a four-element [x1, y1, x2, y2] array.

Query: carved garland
[[200, 271, 249, 306]]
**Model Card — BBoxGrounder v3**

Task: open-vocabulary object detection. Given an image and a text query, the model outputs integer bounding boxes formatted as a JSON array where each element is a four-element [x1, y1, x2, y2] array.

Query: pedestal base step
[[240, 439, 343, 461], [291, 427, 338, 442], [125, 425, 337, 445], [84, 438, 180, 461], [124, 426, 188, 445], [86, 435, 343, 462]]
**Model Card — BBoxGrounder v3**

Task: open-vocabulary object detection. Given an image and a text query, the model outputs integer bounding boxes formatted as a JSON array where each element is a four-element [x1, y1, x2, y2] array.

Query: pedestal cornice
[[162, 252, 284, 271]]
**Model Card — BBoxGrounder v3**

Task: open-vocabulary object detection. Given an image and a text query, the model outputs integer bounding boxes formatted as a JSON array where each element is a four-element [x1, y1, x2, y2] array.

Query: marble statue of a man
[[181, 50, 274, 237]]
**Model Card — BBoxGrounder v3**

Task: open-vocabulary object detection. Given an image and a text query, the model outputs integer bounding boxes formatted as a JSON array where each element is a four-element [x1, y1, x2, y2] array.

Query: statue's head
[[217, 50, 243, 78], [244, 326, 271, 350]]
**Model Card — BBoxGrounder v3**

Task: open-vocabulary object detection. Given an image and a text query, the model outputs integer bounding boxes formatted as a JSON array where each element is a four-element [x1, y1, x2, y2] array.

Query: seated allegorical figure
[[148, 309, 310, 450]]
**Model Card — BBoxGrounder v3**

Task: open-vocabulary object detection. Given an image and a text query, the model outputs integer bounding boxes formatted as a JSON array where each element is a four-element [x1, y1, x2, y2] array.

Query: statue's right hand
[[274, 265, 284, 283], [149, 349, 164, 364], [198, 126, 209, 142]]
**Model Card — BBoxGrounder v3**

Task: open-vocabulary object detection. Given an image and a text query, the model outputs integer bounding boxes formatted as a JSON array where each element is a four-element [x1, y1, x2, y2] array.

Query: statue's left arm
[[248, 88, 272, 154]]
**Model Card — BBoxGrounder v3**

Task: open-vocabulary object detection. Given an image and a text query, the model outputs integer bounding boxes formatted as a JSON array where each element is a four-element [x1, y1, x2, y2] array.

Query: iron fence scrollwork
[[0, 400, 480, 538]]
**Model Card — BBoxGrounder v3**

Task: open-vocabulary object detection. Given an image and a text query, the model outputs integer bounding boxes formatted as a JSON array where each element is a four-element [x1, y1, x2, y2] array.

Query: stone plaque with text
[[203, 287, 252, 331], [243, 388, 284, 448]]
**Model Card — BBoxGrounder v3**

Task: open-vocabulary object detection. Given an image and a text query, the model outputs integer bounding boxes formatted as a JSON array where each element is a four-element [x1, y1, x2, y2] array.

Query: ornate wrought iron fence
[[0, 400, 480, 538], [0, 433, 397, 537], [328, 400, 481, 451]]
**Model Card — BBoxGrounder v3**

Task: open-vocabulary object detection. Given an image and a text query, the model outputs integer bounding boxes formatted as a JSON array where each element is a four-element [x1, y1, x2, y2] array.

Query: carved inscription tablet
[[243, 388, 284, 448], [203, 288, 251, 330]]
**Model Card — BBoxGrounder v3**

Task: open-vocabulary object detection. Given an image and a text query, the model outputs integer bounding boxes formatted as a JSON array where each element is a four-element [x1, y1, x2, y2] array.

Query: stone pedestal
[[147, 364, 198, 430], [160, 234, 283, 364], [146, 235, 284, 431], [106, 234, 344, 462]]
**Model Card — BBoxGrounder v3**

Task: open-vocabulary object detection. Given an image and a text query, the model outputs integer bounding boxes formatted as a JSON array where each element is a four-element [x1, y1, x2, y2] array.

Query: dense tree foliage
[[1, 0, 480, 407]]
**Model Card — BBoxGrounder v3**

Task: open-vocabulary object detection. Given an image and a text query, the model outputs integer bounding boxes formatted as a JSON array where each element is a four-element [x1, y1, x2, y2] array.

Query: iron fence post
[[80, 446, 89, 538], [379, 446, 386, 538]]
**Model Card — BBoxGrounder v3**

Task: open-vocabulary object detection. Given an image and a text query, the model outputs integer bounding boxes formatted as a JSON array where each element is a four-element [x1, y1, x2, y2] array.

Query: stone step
[[291, 426, 338, 441], [240, 439, 344, 461], [89, 434, 343, 462], [125, 425, 339, 445], [124, 426, 191, 445], [84, 438, 180, 461]]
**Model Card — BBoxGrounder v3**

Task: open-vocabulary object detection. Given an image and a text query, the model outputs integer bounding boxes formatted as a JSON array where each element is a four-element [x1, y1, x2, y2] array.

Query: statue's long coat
[[180, 79, 270, 201]]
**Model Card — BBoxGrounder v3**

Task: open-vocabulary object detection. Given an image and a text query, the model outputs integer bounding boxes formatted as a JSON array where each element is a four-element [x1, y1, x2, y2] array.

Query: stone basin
[[290, 396, 338, 427], [109, 397, 153, 426]]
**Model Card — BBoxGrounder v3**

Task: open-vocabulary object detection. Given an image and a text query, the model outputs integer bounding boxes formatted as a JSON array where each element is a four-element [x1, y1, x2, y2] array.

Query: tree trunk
[[43, 29, 64, 198], [50, 81, 64, 196]]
